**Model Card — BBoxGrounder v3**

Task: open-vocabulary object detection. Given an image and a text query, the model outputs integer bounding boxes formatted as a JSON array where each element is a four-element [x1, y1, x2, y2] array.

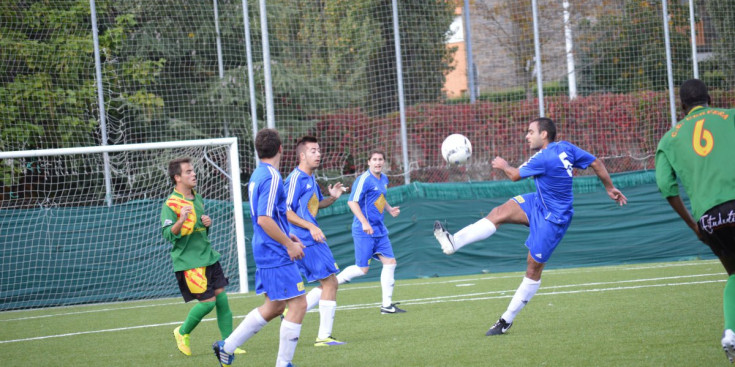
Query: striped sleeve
[[265, 166, 280, 217], [285, 170, 300, 211], [350, 172, 369, 202]]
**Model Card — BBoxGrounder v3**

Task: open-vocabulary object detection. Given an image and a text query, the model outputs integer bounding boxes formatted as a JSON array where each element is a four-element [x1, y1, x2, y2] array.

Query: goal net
[[0, 138, 246, 311]]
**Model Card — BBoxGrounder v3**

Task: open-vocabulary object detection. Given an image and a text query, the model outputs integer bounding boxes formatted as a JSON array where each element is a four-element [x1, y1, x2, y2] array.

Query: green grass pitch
[[1, 260, 729, 366]]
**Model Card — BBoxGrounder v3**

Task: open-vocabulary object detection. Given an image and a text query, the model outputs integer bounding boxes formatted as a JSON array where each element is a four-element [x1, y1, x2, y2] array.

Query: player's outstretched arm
[[491, 156, 521, 181], [319, 182, 349, 209], [589, 159, 627, 206]]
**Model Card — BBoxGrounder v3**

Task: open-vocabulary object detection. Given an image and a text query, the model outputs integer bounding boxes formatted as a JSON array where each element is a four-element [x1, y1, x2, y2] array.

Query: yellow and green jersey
[[655, 106, 735, 219], [161, 189, 220, 272]]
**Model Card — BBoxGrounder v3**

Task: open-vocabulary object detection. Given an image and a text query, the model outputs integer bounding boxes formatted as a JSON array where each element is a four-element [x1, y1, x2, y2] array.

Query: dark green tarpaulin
[[0, 170, 713, 310]]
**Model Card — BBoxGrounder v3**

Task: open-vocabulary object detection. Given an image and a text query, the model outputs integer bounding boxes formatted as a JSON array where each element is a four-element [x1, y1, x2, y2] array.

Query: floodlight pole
[[89, 0, 113, 207]]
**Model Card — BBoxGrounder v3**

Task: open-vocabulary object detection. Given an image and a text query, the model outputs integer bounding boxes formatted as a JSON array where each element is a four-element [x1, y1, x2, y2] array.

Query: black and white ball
[[441, 134, 472, 164]]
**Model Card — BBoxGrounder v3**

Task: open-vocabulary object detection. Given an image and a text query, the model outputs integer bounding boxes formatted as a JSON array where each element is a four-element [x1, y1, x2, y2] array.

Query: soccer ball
[[441, 134, 472, 164]]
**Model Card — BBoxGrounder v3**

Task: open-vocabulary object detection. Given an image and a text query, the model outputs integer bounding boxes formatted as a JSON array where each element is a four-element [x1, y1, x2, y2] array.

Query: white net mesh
[[0, 142, 240, 310]]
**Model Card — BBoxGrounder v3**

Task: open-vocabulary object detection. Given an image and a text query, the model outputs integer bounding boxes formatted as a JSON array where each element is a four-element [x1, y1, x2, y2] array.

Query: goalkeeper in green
[[161, 157, 244, 356], [655, 79, 735, 363]]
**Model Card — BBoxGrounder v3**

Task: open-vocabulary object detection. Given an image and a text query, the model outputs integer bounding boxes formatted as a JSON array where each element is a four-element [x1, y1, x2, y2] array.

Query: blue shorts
[[296, 243, 340, 283], [512, 193, 571, 263], [352, 233, 394, 267], [254, 263, 305, 301]]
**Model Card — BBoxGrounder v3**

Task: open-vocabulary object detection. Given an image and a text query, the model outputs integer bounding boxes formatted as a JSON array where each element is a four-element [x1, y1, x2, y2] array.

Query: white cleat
[[723, 329, 735, 363], [433, 221, 456, 255]]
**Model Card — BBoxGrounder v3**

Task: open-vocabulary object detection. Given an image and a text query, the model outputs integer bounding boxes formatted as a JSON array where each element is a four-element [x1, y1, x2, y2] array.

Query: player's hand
[[607, 188, 627, 206], [201, 215, 212, 227], [491, 156, 509, 170], [310, 225, 326, 243], [179, 205, 193, 221], [328, 182, 348, 198], [388, 206, 400, 217], [286, 234, 305, 260], [362, 222, 374, 235]]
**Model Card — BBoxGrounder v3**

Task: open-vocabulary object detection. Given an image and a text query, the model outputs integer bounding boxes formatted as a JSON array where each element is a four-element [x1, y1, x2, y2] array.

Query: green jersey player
[[655, 79, 735, 363]]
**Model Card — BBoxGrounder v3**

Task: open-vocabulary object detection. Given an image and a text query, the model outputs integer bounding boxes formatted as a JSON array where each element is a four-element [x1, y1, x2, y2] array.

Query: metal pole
[[89, 0, 113, 207], [463, 0, 476, 103], [563, 0, 577, 100], [241, 0, 260, 166], [259, 0, 275, 129], [391, 0, 410, 185], [688, 0, 699, 78], [532, 0, 545, 117], [662, 0, 677, 127], [227, 139, 248, 293], [213, 0, 229, 136]]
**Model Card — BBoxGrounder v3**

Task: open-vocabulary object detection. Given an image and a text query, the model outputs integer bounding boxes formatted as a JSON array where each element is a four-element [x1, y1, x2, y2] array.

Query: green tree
[[575, 0, 692, 94], [704, 0, 735, 87]]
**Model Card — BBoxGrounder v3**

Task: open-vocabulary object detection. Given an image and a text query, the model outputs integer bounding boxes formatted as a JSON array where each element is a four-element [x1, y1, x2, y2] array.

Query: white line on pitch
[[0, 274, 723, 345]]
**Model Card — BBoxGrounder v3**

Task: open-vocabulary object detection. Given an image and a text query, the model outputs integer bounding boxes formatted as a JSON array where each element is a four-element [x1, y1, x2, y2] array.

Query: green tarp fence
[[0, 170, 711, 310]]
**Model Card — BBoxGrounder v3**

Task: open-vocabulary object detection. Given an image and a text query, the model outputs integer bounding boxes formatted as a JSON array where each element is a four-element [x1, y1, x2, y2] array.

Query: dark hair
[[295, 136, 318, 158], [532, 117, 556, 142], [255, 128, 281, 159], [679, 79, 710, 110], [368, 149, 385, 161], [168, 157, 191, 186]]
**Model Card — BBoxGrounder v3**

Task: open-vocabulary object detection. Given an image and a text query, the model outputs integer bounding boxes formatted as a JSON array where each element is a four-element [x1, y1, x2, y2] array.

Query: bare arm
[[257, 215, 305, 260], [589, 159, 627, 206], [385, 202, 400, 217], [319, 182, 348, 209], [286, 210, 325, 243], [348, 200, 373, 235], [665, 195, 702, 240], [491, 156, 521, 181]]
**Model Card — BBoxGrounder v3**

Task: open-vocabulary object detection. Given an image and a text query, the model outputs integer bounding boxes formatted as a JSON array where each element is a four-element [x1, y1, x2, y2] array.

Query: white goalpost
[[0, 138, 248, 311]]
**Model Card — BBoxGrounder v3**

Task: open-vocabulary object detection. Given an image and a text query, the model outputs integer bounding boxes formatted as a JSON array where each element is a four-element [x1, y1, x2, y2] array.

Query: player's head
[[527, 117, 556, 150], [679, 79, 711, 112], [168, 157, 196, 188], [367, 149, 385, 176], [255, 128, 282, 159], [295, 136, 320, 170]]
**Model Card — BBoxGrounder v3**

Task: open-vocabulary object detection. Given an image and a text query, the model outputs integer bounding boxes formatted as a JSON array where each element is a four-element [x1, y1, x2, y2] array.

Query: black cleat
[[485, 318, 512, 336], [380, 303, 407, 314]]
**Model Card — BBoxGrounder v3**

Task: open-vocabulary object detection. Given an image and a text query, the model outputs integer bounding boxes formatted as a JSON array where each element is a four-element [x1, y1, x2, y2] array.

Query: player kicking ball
[[434, 117, 627, 336]]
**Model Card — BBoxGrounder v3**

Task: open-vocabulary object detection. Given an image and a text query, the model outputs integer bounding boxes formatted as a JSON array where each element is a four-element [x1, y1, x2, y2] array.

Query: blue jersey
[[349, 170, 389, 236], [248, 163, 292, 268], [284, 167, 324, 247], [518, 141, 596, 224]]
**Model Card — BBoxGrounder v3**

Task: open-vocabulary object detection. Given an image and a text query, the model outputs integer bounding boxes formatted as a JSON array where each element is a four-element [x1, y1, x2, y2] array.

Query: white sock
[[336, 265, 364, 284], [381, 264, 396, 307], [224, 308, 267, 354], [317, 300, 336, 340], [501, 277, 541, 323], [276, 320, 302, 367], [454, 218, 497, 249], [305, 287, 322, 312]]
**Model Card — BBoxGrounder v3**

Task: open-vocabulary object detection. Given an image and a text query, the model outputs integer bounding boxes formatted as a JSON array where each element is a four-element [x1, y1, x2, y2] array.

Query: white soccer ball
[[441, 134, 472, 164]]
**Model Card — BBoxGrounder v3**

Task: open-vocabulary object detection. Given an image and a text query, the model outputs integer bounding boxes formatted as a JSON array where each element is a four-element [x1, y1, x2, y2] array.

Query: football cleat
[[212, 340, 234, 366], [723, 329, 735, 363], [173, 326, 191, 356], [434, 221, 456, 255], [380, 303, 407, 314], [314, 335, 347, 347], [485, 318, 512, 336]]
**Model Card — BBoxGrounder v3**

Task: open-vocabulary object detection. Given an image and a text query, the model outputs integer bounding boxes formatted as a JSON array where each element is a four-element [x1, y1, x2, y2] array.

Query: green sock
[[215, 292, 233, 338], [180, 301, 216, 335], [725, 275, 735, 330]]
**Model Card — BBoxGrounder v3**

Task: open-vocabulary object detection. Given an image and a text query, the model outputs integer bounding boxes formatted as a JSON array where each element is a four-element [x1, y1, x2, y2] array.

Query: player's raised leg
[[434, 199, 526, 255]]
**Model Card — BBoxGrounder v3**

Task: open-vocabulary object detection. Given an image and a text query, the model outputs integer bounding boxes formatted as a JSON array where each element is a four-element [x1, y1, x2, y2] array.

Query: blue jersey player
[[336, 150, 406, 314], [213, 128, 306, 367], [434, 117, 627, 336], [285, 136, 348, 346]]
